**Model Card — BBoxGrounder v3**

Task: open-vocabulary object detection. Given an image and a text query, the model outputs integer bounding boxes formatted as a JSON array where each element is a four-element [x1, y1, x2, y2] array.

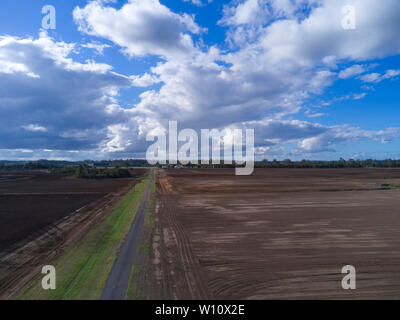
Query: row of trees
[[156, 158, 400, 168], [2, 158, 400, 171], [74, 166, 132, 179], [0, 159, 149, 171], [254, 158, 400, 168]]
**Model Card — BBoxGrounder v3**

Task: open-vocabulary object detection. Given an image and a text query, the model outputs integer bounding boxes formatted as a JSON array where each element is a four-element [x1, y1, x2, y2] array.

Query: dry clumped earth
[[148, 168, 400, 300]]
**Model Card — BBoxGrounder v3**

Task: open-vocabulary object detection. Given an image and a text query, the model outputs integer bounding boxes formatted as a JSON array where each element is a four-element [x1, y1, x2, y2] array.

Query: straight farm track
[[149, 168, 400, 299], [101, 169, 154, 300]]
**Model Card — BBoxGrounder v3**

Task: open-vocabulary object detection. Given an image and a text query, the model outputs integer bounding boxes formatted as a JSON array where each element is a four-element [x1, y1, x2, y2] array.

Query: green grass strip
[[19, 171, 150, 300], [126, 169, 157, 300]]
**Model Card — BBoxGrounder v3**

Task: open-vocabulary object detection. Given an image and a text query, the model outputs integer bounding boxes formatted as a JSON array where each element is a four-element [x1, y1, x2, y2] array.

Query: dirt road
[[101, 169, 154, 300]]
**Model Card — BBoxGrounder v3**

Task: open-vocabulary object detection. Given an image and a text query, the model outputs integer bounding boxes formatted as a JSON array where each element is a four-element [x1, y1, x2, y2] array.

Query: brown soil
[[149, 168, 400, 299], [0, 169, 146, 299]]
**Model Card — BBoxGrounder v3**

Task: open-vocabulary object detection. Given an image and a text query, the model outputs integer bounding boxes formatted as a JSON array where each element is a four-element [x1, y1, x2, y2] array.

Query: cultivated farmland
[[149, 168, 400, 299], [0, 169, 146, 298]]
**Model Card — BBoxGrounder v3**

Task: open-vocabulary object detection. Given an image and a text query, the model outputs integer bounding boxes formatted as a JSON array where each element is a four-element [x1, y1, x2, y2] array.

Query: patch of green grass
[[381, 183, 400, 190], [126, 169, 157, 300], [125, 266, 138, 300], [19, 170, 151, 300]]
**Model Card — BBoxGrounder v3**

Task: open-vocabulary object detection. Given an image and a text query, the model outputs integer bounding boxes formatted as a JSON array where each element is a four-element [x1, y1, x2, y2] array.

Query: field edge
[[17, 169, 151, 300]]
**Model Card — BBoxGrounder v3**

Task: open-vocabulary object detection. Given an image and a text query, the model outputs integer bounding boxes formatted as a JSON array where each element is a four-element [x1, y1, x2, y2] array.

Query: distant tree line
[[74, 166, 132, 179], [0, 159, 149, 171], [156, 158, 400, 169], [254, 158, 400, 168], [2, 158, 400, 171]]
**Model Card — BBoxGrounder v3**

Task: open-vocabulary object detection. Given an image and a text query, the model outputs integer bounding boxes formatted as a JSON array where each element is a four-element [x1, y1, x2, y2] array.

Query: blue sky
[[0, 0, 399, 161]]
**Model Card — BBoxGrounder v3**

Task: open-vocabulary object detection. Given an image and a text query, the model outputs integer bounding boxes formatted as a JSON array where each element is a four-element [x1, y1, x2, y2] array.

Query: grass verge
[[381, 184, 400, 190], [126, 169, 157, 300], [18, 170, 151, 300]]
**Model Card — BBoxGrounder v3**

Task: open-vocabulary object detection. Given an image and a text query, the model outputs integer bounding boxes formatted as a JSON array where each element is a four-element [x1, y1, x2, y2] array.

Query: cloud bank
[[1, 0, 400, 160]]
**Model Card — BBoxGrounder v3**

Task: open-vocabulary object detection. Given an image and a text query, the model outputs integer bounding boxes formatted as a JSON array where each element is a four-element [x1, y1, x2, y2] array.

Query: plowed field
[[150, 168, 400, 299]]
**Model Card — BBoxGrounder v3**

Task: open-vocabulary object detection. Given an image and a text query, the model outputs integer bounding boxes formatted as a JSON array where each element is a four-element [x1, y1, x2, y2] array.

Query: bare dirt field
[[150, 168, 400, 300], [0, 169, 146, 298], [0, 170, 146, 252]]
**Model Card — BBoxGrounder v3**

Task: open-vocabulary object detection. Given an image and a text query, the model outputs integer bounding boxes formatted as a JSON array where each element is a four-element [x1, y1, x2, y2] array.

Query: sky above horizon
[[0, 0, 399, 161]]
